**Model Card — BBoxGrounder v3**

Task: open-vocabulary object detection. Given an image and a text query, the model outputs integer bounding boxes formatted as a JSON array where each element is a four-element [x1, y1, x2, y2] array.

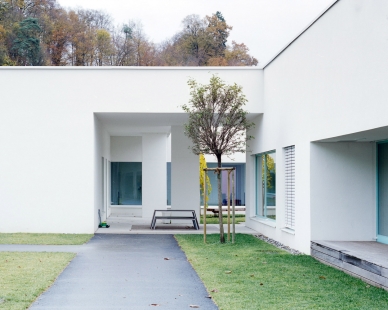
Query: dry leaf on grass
[[225, 270, 232, 274], [319, 276, 326, 280], [211, 289, 218, 293]]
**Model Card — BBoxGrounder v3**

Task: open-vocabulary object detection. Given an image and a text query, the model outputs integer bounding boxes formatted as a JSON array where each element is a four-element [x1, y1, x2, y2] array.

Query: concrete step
[[311, 241, 388, 290]]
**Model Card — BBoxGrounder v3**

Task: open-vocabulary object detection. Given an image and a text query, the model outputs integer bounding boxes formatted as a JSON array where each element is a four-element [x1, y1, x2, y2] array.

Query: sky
[[58, 0, 335, 67]]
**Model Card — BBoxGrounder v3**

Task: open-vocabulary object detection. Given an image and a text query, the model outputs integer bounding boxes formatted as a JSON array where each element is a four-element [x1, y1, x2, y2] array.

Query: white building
[[245, 0, 388, 254], [1, 0, 388, 274], [0, 67, 262, 234]]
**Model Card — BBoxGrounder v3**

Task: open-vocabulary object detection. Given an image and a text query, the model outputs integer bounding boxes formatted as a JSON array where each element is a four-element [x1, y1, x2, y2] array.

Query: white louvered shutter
[[284, 146, 295, 229]]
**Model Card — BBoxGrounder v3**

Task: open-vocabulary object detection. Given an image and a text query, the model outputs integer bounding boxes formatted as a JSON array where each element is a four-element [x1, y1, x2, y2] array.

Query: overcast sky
[[58, 0, 335, 67]]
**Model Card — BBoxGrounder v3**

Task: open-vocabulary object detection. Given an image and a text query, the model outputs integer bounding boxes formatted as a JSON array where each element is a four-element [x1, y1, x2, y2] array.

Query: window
[[111, 162, 142, 205], [284, 146, 295, 229], [256, 151, 276, 220]]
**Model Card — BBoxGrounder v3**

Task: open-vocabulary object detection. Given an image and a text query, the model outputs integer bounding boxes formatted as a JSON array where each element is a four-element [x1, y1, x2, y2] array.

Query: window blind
[[284, 146, 295, 229]]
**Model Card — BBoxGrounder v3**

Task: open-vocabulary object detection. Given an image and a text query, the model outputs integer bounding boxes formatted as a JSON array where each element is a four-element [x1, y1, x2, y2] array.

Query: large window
[[256, 152, 276, 220], [111, 162, 142, 205]]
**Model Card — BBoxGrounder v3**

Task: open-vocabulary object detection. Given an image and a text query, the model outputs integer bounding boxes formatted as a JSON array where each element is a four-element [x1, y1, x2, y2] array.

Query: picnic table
[[150, 209, 199, 230]]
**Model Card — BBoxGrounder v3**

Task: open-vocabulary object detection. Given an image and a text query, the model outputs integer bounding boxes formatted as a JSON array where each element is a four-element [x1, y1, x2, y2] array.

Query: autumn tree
[[205, 11, 232, 64], [158, 11, 257, 67], [0, 3, 258, 67], [96, 28, 112, 66], [225, 41, 258, 66], [183, 75, 254, 243], [45, 7, 70, 65]]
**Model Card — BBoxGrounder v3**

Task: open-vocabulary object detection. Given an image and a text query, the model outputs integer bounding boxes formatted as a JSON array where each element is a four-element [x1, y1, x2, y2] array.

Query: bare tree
[[182, 75, 254, 243]]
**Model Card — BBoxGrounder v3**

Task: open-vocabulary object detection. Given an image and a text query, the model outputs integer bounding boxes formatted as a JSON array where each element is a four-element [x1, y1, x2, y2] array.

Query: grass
[[200, 214, 245, 224], [175, 234, 388, 310], [0, 252, 75, 310], [0, 233, 93, 245]]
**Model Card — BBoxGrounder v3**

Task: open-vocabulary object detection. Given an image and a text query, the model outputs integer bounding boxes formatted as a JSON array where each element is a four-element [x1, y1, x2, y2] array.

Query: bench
[[207, 207, 246, 217], [150, 210, 199, 230]]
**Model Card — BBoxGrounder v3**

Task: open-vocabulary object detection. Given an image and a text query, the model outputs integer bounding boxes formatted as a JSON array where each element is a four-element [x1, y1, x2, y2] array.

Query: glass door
[[377, 142, 388, 244]]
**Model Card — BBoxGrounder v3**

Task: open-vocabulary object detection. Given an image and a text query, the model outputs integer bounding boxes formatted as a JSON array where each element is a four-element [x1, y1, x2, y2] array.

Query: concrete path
[[96, 215, 256, 235], [2, 235, 218, 310]]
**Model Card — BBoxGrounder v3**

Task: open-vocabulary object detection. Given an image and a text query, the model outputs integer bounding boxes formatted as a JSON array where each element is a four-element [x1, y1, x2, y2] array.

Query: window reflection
[[111, 162, 142, 205]]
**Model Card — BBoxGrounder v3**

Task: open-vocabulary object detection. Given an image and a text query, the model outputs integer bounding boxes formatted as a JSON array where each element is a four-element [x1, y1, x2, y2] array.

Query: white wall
[[0, 67, 263, 115], [142, 134, 168, 218], [310, 142, 376, 241], [264, 0, 388, 143], [246, 0, 388, 253], [171, 126, 199, 217], [0, 96, 95, 233], [110, 137, 142, 162], [0, 67, 262, 233], [94, 116, 110, 227]]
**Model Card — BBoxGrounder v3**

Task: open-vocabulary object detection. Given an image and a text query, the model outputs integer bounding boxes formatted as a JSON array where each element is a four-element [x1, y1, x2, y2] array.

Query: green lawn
[[0, 233, 93, 245], [201, 214, 245, 224], [175, 234, 388, 310], [0, 252, 75, 310]]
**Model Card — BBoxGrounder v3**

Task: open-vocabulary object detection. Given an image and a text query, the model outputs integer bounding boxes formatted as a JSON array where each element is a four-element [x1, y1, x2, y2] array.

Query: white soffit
[[95, 112, 260, 136], [314, 125, 388, 143], [95, 113, 188, 136]]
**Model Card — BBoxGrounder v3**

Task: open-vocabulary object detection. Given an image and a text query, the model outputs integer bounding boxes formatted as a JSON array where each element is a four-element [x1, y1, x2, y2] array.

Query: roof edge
[[262, 0, 340, 69], [0, 66, 263, 71]]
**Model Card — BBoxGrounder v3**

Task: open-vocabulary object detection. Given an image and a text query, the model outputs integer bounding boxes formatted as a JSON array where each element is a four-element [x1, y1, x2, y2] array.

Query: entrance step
[[311, 240, 388, 290]]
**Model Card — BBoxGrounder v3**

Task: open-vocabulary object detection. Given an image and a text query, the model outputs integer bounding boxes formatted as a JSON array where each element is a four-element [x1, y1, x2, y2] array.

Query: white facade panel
[[171, 126, 199, 216], [246, 0, 388, 253], [94, 116, 111, 227], [110, 137, 142, 162], [142, 134, 168, 218]]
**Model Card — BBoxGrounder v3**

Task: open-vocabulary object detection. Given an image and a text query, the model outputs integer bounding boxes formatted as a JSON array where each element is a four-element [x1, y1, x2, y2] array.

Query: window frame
[[255, 150, 276, 221]]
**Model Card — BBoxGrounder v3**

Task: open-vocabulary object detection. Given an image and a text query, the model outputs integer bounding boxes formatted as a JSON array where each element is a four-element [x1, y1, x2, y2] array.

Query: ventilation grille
[[284, 146, 295, 229]]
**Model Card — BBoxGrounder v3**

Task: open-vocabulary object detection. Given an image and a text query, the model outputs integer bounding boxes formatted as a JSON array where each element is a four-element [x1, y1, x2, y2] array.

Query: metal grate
[[284, 146, 295, 229]]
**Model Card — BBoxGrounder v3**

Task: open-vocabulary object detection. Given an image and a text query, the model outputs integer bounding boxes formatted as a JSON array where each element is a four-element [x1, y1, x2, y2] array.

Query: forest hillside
[[0, 0, 258, 66]]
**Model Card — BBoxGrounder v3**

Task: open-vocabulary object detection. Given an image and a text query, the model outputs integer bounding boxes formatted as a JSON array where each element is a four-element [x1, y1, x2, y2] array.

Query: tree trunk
[[217, 154, 225, 243]]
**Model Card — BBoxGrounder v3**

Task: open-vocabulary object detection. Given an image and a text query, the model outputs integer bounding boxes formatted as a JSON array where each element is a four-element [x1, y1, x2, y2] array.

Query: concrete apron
[[97, 215, 256, 235], [19, 234, 219, 310]]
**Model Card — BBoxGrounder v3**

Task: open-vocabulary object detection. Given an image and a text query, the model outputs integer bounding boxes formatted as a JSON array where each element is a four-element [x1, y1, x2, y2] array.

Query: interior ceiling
[[315, 125, 388, 143], [95, 112, 260, 136]]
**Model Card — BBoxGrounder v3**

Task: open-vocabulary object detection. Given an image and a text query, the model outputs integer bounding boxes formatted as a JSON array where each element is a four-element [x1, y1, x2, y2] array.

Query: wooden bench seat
[[207, 207, 245, 216]]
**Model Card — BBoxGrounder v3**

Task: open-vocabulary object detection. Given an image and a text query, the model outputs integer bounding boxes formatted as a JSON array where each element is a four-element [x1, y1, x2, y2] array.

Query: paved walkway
[[95, 215, 256, 235], [1, 235, 218, 309]]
